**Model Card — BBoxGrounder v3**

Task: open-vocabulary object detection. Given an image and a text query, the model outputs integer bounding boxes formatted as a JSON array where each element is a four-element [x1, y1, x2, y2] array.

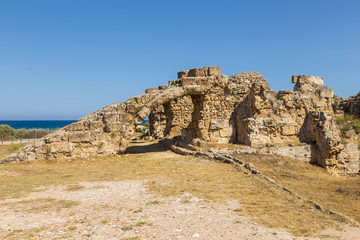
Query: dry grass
[[2, 197, 80, 213], [232, 153, 360, 223], [5, 226, 48, 240], [0, 144, 25, 159], [0, 142, 358, 237], [65, 184, 85, 191]]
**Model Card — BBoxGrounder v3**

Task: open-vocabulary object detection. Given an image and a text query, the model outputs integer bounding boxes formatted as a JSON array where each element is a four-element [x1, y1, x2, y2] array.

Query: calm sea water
[[0, 120, 76, 129]]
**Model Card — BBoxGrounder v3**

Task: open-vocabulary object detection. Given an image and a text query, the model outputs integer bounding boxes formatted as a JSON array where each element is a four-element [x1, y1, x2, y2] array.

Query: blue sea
[[0, 120, 77, 129]]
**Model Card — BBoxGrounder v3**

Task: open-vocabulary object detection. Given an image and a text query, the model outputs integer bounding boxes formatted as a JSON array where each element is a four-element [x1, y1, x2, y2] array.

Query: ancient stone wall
[[149, 95, 193, 139], [299, 111, 359, 174], [340, 92, 360, 118], [2, 66, 359, 175]]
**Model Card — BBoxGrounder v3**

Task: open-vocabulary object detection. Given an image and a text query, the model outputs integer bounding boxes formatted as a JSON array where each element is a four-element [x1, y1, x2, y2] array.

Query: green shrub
[[0, 125, 15, 142], [344, 114, 353, 121], [342, 125, 350, 132], [335, 117, 343, 125], [141, 121, 149, 127], [358, 142, 360, 150], [140, 127, 148, 136], [353, 120, 360, 129]]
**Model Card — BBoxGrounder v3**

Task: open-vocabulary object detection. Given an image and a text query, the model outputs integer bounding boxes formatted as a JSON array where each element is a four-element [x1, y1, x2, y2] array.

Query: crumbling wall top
[[178, 66, 221, 79], [292, 75, 324, 86]]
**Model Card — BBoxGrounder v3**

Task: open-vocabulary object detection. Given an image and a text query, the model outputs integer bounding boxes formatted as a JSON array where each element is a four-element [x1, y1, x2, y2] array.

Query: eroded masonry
[[2, 66, 360, 175]]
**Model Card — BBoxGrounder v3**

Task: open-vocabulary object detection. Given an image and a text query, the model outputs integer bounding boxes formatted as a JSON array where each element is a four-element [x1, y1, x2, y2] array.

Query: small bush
[[335, 117, 343, 125], [344, 114, 353, 121], [342, 125, 350, 132], [353, 120, 360, 129], [141, 121, 149, 127], [140, 127, 147, 136], [6, 144, 23, 154], [358, 142, 360, 150]]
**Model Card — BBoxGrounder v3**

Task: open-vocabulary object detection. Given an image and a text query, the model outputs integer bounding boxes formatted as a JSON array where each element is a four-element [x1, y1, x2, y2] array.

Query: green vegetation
[[138, 121, 149, 136], [335, 114, 360, 133], [0, 125, 14, 143], [0, 124, 54, 143], [141, 121, 149, 127], [0, 144, 25, 159]]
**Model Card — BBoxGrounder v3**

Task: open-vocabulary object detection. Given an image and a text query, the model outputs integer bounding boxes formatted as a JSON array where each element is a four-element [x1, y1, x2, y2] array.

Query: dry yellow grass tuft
[[2, 197, 80, 213], [0, 142, 358, 237], [231, 153, 360, 223], [0, 144, 25, 160]]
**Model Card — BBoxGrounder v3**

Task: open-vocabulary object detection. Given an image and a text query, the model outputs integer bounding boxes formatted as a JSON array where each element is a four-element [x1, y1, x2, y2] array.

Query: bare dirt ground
[[0, 181, 306, 240], [0, 181, 359, 240], [1, 141, 360, 239]]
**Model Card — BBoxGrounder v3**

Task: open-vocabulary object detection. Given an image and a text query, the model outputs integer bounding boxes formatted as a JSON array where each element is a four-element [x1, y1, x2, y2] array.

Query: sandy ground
[[0, 180, 359, 240], [0, 181, 298, 239]]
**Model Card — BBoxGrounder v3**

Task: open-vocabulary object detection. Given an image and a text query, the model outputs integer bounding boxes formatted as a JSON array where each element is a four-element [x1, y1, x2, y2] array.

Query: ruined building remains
[[2, 66, 359, 175]]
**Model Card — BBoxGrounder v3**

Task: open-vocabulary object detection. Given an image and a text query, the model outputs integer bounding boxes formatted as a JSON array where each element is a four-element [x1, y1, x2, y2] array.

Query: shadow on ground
[[124, 142, 169, 154]]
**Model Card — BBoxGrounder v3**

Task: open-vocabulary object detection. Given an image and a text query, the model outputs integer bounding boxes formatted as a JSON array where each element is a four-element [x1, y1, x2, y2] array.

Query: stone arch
[[1, 80, 215, 163], [4, 66, 353, 176]]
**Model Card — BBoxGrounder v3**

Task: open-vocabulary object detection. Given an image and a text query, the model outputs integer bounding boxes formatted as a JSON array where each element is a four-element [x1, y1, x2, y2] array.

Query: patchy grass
[[132, 208, 143, 213], [2, 198, 79, 213], [146, 200, 160, 205], [0, 142, 358, 237], [232, 154, 360, 225], [121, 237, 140, 240], [121, 220, 149, 231], [4, 226, 47, 239], [65, 184, 85, 191], [336, 113, 360, 134], [0, 143, 25, 159]]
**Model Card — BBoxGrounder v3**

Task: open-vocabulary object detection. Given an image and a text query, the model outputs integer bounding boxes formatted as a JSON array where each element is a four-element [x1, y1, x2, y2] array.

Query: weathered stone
[[1, 66, 358, 176], [145, 88, 158, 93], [177, 70, 189, 79], [292, 75, 324, 85], [339, 91, 360, 118], [209, 119, 228, 130]]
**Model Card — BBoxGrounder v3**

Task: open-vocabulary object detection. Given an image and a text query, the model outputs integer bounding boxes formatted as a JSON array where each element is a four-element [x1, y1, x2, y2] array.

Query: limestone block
[[209, 119, 228, 130], [217, 138, 229, 144], [207, 66, 221, 76], [178, 70, 189, 79], [181, 78, 198, 86], [264, 90, 277, 100], [219, 127, 232, 138], [126, 104, 138, 115], [69, 132, 91, 143], [145, 88, 158, 94], [45, 130, 66, 143], [188, 68, 207, 77], [103, 112, 118, 122], [281, 125, 297, 136], [158, 85, 169, 90], [89, 121, 104, 130], [49, 142, 72, 153], [137, 107, 151, 120], [319, 88, 334, 98], [34, 143, 48, 154], [292, 75, 324, 86], [66, 121, 85, 131], [119, 113, 133, 122]]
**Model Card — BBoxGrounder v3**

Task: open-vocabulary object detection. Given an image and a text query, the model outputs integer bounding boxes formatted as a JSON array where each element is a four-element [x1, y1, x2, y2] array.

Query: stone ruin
[[2, 66, 360, 175]]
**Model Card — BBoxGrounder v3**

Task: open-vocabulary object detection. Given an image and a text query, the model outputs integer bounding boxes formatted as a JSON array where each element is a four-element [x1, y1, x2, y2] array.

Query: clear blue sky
[[0, 0, 359, 120]]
